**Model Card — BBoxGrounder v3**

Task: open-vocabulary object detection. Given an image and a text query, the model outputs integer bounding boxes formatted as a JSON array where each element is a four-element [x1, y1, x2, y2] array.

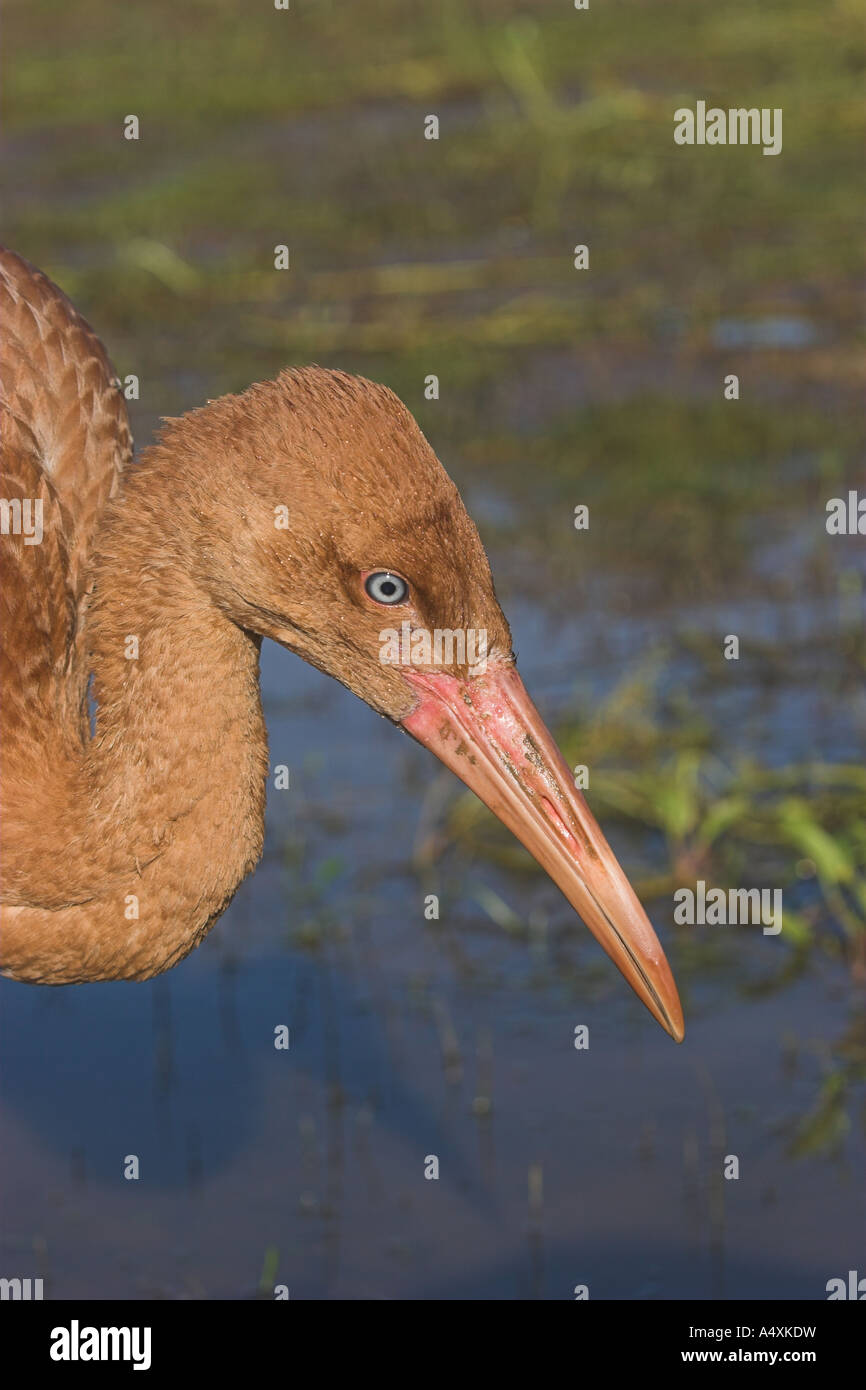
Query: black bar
[[4, 1299, 861, 1374]]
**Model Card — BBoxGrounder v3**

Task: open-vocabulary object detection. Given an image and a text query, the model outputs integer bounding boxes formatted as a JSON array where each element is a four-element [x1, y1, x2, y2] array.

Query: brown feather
[[0, 248, 510, 983]]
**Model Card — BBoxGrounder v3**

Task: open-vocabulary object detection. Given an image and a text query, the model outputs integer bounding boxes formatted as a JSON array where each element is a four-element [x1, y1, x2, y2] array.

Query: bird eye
[[364, 571, 409, 605]]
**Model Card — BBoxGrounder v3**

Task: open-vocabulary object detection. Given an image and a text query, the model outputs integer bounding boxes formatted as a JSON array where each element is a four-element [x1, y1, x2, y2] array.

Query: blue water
[[2, 593, 863, 1298]]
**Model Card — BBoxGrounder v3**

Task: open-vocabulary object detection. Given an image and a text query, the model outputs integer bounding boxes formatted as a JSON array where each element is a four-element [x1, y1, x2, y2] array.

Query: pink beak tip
[[401, 662, 685, 1042]]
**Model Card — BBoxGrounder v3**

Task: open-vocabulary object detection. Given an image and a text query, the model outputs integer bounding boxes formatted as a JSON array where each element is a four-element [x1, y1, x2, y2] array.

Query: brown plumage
[[0, 247, 684, 1039]]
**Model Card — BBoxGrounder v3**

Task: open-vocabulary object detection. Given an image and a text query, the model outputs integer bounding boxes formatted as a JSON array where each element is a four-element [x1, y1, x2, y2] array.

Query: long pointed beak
[[401, 663, 684, 1041]]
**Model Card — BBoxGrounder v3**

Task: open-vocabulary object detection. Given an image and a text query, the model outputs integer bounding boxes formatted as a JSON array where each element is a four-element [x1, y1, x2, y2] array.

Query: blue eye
[[364, 571, 409, 605]]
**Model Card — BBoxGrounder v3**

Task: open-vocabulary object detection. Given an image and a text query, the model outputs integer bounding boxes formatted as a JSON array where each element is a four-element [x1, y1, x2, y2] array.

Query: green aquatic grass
[[257, 1245, 280, 1297], [441, 654, 866, 1155], [444, 654, 866, 960], [5, 0, 863, 386]]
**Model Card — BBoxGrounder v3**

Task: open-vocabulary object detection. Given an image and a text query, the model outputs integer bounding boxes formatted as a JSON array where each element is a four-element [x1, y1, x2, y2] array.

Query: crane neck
[[1, 458, 269, 983]]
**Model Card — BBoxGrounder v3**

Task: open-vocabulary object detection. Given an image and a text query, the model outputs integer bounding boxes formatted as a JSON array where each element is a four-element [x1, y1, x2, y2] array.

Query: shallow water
[[3, 403, 863, 1301], [2, 587, 864, 1299]]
